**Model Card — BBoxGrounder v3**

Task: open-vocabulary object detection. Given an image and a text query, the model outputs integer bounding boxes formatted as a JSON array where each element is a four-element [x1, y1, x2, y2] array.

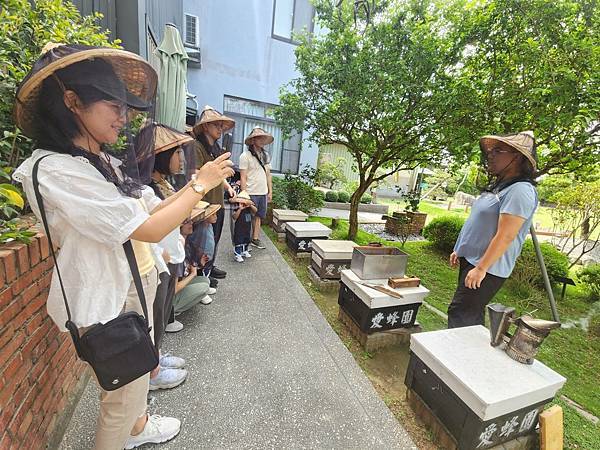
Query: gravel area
[[359, 223, 426, 242]]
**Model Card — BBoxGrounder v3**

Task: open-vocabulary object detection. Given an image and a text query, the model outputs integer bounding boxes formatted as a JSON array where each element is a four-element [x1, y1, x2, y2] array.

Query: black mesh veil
[[15, 44, 158, 198]]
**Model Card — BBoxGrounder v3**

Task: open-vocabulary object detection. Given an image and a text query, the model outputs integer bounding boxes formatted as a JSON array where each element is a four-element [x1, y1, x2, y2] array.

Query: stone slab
[[285, 221, 332, 238], [409, 325, 566, 421], [341, 269, 430, 308], [312, 239, 358, 260], [273, 209, 309, 222]]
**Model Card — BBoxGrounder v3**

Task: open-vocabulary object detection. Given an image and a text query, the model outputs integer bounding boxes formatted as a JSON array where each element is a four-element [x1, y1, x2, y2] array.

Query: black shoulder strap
[[248, 145, 266, 172], [31, 154, 151, 332]]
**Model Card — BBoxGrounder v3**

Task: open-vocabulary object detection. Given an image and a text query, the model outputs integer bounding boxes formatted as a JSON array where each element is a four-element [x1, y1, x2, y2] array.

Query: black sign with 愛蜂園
[[285, 232, 328, 254], [338, 281, 420, 333]]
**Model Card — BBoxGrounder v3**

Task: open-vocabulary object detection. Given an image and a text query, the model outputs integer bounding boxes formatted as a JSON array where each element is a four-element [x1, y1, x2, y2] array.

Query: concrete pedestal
[[405, 326, 566, 449]]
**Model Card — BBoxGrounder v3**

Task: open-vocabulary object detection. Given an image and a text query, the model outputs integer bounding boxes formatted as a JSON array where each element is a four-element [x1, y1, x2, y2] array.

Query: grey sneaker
[[251, 239, 266, 249], [149, 368, 187, 391], [124, 414, 181, 449]]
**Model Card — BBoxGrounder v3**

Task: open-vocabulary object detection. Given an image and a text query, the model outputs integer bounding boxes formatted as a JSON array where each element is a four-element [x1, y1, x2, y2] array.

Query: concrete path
[[59, 219, 414, 449], [315, 208, 386, 224]]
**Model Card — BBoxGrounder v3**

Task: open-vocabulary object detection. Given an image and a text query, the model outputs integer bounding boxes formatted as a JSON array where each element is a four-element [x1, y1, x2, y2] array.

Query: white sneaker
[[242, 250, 252, 258], [207, 287, 217, 295], [234, 253, 244, 263], [200, 295, 213, 305], [165, 320, 183, 333], [159, 353, 185, 369], [149, 368, 187, 391], [124, 414, 181, 449]]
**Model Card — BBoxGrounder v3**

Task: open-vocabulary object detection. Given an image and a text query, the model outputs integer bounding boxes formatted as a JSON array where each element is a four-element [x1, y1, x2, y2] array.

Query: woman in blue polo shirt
[[448, 131, 538, 328]]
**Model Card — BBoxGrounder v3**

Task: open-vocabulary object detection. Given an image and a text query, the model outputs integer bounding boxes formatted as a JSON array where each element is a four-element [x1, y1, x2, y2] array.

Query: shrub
[[325, 190, 339, 202], [511, 240, 570, 289], [271, 176, 288, 209], [338, 191, 351, 203], [0, 0, 119, 165], [360, 193, 372, 204], [272, 174, 324, 214], [423, 216, 465, 253], [578, 264, 600, 301]]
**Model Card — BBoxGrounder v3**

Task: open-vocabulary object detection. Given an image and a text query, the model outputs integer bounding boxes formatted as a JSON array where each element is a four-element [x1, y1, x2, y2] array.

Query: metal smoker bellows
[[487, 303, 561, 365]]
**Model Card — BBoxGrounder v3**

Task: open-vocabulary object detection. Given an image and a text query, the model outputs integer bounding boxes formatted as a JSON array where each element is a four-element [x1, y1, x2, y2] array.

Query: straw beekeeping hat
[[14, 42, 157, 139], [480, 131, 537, 171], [244, 126, 274, 146], [153, 123, 194, 153], [193, 105, 235, 135], [191, 201, 221, 222]]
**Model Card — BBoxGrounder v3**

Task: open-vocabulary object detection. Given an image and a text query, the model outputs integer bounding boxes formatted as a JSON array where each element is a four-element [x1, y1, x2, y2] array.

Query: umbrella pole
[[529, 225, 560, 322]]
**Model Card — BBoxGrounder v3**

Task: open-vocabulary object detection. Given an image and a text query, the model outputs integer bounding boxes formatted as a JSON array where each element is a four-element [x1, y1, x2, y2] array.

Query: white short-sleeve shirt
[[14, 149, 156, 331], [238, 150, 270, 195]]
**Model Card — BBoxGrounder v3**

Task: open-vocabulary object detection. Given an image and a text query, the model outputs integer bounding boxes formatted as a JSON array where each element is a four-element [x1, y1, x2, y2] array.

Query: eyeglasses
[[103, 100, 127, 117]]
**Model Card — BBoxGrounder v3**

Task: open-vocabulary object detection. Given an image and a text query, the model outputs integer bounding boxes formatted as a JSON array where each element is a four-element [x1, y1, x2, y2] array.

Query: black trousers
[[152, 263, 178, 348], [205, 207, 225, 271], [447, 258, 507, 329]]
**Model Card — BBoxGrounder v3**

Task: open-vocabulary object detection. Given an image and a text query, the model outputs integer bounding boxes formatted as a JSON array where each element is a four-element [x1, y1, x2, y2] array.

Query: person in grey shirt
[[448, 131, 538, 328]]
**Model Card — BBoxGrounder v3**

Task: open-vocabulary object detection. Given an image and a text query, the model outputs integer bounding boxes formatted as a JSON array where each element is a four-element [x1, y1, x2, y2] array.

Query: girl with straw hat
[[190, 105, 237, 282], [448, 131, 538, 328], [12, 43, 233, 449], [239, 127, 274, 250]]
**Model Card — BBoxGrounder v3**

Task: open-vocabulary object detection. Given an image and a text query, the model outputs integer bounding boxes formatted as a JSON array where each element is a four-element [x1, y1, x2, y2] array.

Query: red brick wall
[[0, 232, 87, 449]]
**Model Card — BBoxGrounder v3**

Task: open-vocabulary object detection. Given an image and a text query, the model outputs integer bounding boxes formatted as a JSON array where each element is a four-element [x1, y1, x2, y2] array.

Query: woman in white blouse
[[13, 44, 233, 449]]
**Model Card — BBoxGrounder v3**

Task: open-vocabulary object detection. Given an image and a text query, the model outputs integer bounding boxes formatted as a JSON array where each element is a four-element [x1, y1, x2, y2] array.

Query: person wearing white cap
[[448, 131, 539, 328]]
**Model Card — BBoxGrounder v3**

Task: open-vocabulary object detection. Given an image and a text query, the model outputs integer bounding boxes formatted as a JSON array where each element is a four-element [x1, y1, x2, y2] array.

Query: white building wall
[[183, 0, 319, 173]]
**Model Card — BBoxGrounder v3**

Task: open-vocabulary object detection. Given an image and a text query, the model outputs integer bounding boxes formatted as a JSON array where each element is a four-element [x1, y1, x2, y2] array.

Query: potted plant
[[402, 189, 428, 234]]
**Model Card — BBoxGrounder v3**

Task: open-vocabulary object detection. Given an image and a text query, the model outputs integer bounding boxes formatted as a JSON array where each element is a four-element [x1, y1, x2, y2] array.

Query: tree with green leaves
[[276, 0, 476, 239], [277, 0, 599, 240], [0, 0, 118, 166], [461, 0, 600, 177]]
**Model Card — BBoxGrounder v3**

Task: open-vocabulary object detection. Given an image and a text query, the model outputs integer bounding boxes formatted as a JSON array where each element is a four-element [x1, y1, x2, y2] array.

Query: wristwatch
[[190, 180, 205, 196]]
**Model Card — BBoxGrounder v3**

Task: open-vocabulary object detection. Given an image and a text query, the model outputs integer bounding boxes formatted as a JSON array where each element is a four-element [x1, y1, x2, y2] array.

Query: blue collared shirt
[[453, 182, 538, 278]]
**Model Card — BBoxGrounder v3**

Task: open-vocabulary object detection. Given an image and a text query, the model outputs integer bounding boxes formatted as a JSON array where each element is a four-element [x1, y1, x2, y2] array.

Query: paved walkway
[[59, 219, 414, 449]]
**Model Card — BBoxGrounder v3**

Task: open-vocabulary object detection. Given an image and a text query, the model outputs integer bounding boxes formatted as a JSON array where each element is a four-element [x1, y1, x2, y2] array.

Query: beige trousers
[[93, 267, 158, 450]]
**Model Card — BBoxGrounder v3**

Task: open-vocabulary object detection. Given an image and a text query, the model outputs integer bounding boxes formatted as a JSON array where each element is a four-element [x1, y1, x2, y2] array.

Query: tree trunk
[[348, 183, 369, 240]]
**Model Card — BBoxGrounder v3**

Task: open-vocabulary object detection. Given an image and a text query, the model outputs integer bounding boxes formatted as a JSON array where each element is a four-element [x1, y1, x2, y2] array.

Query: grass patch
[[264, 218, 600, 448], [379, 198, 556, 230]]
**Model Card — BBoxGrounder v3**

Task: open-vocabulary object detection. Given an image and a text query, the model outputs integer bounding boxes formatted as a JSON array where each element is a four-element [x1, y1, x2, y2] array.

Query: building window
[[184, 14, 199, 47], [272, 0, 314, 43], [223, 96, 301, 175]]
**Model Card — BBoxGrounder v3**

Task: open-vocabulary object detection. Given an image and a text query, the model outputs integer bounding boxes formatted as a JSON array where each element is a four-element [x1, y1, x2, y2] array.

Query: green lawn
[[379, 198, 557, 230], [269, 218, 600, 448]]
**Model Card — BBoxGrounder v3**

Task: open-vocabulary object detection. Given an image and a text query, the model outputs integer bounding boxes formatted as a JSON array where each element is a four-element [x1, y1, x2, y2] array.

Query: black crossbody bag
[[32, 155, 159, 391]]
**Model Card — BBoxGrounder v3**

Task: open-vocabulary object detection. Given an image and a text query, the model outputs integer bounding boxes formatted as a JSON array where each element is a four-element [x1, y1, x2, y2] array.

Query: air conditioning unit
[[185, 47, 201, 68]]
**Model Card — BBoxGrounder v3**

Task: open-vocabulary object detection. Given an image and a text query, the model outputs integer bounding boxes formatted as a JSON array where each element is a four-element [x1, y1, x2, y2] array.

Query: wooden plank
[[388, 276, 421, 288], [540, 405, 563, 450]]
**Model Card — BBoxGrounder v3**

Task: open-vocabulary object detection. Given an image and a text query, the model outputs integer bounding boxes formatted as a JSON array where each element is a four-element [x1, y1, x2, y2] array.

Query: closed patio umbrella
[[155, 23, 188, 131]]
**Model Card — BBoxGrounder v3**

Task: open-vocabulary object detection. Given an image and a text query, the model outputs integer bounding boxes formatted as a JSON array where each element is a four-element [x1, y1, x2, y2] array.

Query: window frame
[[271, 0, 315, 45], [184, 13, 199, 48], [223, 95, 302, 175]]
